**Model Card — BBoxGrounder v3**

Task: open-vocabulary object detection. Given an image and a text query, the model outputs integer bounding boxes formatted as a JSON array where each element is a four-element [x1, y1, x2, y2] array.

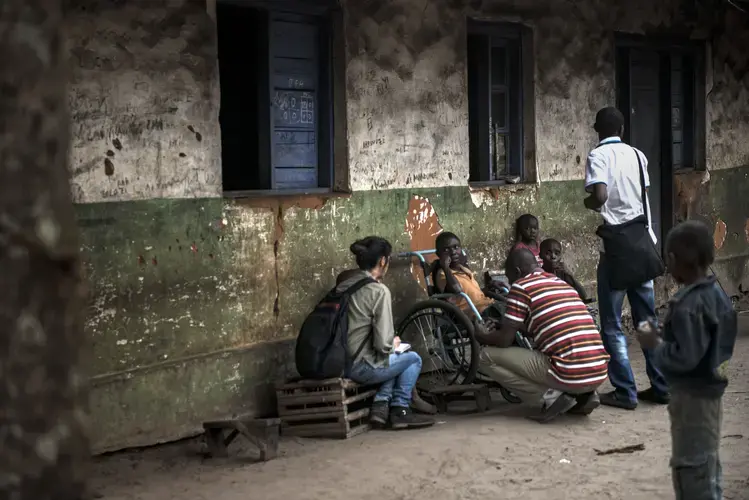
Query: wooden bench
[[427, 383, 491, 413], [277, 378, 376, 439], [202, 417, 281, 461]]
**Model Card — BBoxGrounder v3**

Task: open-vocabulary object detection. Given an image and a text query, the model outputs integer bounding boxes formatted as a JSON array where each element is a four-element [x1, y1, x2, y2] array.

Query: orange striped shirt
[[504, 271, 609, 389]]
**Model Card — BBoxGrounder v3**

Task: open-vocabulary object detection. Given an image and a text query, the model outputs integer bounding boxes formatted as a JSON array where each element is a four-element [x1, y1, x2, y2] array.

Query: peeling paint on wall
[[714, 219, 727, 249], [674, 170, 710, 221], [71, 0, 749, 454], [404, 195, 443, 288]]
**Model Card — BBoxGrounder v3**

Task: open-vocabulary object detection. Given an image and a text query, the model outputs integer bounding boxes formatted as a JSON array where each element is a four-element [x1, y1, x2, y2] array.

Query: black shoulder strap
[[632, 147, 650, 228], [351, 328, 371, 363], [340, 276, 376, 298]]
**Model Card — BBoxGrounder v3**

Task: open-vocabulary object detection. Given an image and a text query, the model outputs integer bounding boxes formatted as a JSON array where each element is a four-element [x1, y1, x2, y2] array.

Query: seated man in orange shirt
[[433, 232, 505, 319]]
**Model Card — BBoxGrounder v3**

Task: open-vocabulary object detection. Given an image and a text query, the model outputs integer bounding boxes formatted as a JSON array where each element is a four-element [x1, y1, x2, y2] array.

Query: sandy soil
[[91, 325, 749, 500]]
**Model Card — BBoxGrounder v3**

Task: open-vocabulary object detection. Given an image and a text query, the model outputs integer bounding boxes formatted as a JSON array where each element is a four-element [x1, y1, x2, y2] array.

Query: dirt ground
[[91, 323, 749, 500]]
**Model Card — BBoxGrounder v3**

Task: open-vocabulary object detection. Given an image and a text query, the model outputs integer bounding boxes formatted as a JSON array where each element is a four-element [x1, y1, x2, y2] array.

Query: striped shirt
[[504, 271, 609, 388]]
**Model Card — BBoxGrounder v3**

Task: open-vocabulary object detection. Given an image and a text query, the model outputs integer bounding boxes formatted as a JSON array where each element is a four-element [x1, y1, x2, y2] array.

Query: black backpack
[[295, 277, 376, 379]]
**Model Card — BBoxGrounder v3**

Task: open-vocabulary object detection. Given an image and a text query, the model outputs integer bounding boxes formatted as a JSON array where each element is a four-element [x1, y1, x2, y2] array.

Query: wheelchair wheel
[[396, 299, 479, 391]]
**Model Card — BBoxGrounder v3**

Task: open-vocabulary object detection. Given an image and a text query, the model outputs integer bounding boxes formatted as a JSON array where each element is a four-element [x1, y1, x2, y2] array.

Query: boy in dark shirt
[[539, 238, 588, 301], [636, 220, 737, 500]]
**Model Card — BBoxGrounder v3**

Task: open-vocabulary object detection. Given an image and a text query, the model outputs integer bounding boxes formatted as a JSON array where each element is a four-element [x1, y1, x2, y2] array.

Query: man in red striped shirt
[[475, 248, 610, 422]]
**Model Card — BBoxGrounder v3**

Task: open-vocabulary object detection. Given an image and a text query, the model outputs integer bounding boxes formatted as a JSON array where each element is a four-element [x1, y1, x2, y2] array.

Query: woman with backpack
[[341, 236, 435, 430]]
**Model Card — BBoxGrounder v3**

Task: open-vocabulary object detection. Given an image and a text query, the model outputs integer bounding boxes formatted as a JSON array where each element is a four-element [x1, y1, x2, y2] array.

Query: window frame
[[467, 19, 536, 186], [216, 0, 348, 198]]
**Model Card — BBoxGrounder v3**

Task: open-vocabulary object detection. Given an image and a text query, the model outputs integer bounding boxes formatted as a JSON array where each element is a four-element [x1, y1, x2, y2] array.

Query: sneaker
[[599, 390, 637, 410], [527, 393, 578, 423], [389, 406, 435, 430], [638, 387, 670, 405], [369, 401, 389, 427], [569, 391, 601, 415]]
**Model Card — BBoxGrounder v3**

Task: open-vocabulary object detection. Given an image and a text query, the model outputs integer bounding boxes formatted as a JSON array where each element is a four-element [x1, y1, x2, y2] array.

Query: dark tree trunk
[[0, 1, 89, 498]]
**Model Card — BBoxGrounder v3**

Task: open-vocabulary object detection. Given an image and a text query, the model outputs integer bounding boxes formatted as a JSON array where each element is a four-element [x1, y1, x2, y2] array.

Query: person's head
[[539, 238, 563, 272], [594, 107, 625, 141], [436, 231, 463, 268], [350, 236, 392, 280], [665, 221, 714, 285], [515, 214, 539, 244], [505, 248, 539, 284]]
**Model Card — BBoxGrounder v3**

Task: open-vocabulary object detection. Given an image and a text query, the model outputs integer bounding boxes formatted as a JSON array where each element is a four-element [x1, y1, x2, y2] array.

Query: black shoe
[[389, 406, 435, 430], [527, 393, 578, 423], [369, 401, 389, 427], [638, 387, 670, 405], [569, 391, 601, 415], [599, 390, 637, 410]]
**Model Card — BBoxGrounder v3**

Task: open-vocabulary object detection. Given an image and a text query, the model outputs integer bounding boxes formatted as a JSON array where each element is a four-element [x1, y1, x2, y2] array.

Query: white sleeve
[[636, 150, 650, 188], [584, 151, 607, 193]]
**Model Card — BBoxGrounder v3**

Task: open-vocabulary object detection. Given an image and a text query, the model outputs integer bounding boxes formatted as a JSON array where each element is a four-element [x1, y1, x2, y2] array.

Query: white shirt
[[584, 137, 657, 248]]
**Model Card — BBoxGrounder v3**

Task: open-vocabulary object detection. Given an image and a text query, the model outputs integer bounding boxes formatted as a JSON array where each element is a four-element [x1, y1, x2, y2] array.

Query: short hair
[[540, 238, 561, 254], [594, 107, 625, 138], [665, 221, 714, 269], [505, 247, 538, 274], [435, 231, 460, 251], [349, 236, 393, 270], [515, 213, 538, 240]]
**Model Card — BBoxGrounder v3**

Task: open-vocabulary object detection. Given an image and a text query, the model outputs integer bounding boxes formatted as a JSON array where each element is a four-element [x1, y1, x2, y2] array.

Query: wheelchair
[[395, 250, 526, 404]]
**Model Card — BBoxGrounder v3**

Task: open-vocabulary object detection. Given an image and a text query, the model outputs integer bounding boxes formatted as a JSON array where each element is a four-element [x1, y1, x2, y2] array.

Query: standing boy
[[636, 221, 737, 499], [584, 106, 669, 409]]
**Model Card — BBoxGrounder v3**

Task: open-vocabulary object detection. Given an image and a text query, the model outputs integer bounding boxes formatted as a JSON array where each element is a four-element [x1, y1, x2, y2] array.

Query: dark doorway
[[615, 36, 704, 252]]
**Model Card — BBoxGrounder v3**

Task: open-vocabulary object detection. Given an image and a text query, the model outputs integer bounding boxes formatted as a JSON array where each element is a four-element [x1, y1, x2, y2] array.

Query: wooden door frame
[[614, 33, 707, 249]]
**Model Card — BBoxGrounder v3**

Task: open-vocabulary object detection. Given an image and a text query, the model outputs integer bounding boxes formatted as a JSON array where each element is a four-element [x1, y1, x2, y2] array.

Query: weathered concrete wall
[[707, 7, 749, 171], [344, 0, 749, 189], [66, 0, 221, 203], [66, 0, 749, 452]]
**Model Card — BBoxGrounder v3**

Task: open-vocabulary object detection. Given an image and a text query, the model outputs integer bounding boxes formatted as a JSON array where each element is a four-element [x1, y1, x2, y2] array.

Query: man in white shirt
[[583, 107, 669, 410]]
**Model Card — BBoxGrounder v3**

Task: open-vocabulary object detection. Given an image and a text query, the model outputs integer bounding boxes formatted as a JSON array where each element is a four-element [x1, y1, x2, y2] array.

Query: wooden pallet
[[427, 383, 491, 413], [276, 378, 377, 439], [202, 417, 280, 461]]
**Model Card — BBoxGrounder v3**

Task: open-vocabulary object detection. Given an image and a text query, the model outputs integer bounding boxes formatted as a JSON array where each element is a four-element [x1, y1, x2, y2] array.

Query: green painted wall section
[[80, 181, 598, 378], [81, 169, 749, 452]]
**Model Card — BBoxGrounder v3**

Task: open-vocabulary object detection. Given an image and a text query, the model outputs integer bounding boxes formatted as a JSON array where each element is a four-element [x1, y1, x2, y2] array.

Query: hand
[[553, 261, 567, 273], [584, 195, 601, 212], [473, 321, 490, 344], [392, 336, 401, 350], [439, 254, 451, 268], [636, 324, 661, 350]]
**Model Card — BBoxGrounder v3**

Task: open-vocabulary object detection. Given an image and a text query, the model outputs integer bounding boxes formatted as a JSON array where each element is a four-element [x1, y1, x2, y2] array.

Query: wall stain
[[714, 219, 727, 250], [404, 195, 443, 289], [104, 158, 115, 176]]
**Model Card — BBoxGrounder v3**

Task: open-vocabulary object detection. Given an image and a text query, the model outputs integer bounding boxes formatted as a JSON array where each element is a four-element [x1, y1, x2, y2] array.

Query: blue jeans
[[597, 253, 669, 403], [349, 351, 422, 408]]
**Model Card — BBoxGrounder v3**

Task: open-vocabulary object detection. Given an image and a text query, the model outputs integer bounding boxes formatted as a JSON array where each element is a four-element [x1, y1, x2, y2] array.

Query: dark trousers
[[669, 390, 723, 500]]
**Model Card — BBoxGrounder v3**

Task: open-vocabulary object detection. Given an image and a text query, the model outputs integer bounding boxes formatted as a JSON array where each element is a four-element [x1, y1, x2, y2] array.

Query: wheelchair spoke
[[402, 311, 473, 387]]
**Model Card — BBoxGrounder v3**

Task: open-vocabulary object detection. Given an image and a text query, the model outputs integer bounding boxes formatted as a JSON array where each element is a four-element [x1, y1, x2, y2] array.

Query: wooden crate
[[276, 378, 377, 439]]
